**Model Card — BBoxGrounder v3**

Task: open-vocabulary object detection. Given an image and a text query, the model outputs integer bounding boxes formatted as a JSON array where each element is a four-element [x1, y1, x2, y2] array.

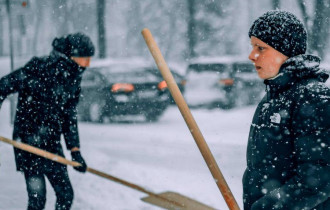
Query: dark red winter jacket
[[243, 55, 330, 210], [0, 50, 85, 173]]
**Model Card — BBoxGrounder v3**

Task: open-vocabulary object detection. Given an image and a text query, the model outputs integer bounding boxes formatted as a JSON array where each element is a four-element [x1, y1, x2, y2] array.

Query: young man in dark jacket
[[0, 32, 94, 210], [243, 11, 330, 210]]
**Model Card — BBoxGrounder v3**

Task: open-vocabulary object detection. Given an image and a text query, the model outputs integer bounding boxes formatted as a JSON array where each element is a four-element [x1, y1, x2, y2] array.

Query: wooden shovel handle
[[141, 28, 240, 210], [0, 136, 158, 195], [0, 135, 184, 208], [86, 167, 184, 208], [0, 135, 80, 167]]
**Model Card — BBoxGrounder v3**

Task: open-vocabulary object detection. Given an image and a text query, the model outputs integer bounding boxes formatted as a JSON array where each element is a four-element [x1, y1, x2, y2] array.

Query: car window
[[93, 65, 162, 83], [98, 64, 153, 74], [187, 63, 230, 73], [109, 71, 160, 83], [147, 68, 183, 82], [233, 63, 254, 73]]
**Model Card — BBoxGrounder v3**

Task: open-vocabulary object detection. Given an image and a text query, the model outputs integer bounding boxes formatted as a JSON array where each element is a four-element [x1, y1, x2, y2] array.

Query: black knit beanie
[[249, 10, 307, 57], [52, 32, 95, 57]]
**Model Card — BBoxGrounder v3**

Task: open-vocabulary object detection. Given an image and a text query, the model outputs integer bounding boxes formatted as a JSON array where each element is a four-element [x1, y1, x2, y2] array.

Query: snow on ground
[[0, 100, 255, 210]]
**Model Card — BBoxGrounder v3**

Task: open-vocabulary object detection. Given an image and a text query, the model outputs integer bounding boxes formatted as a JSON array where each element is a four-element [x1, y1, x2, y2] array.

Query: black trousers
[[24, 167, 74, 210]]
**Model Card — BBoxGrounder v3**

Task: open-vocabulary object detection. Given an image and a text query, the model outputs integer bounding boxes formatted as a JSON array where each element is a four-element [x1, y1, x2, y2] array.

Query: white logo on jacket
[[262, 103, 270, 112], [270, 113, 281, 124]]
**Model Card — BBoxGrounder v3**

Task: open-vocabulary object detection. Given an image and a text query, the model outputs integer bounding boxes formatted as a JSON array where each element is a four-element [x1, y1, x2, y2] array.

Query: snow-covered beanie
[[52, 32, 95, 57], [249, 10, 307, 57]]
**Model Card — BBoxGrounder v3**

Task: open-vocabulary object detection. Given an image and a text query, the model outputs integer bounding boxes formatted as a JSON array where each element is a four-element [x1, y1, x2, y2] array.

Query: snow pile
[[0, 101, 255, 209]]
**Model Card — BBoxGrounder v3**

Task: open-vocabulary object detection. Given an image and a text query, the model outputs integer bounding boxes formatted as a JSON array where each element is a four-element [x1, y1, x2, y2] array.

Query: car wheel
[[145, 114, 159, 122], [145, 110, 163, 122], [89, 102, 104, 123]]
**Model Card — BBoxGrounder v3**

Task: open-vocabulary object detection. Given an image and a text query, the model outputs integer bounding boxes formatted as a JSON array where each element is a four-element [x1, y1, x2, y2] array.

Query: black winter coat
[[0, 50, 85, 173], [243, 55, 330, 210]]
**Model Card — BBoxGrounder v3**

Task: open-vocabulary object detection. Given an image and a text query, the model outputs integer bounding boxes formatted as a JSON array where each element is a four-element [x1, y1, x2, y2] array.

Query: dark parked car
[[152, 68, 186, 104], [77, 63, 171, 122], [184, 56, 263, 109]]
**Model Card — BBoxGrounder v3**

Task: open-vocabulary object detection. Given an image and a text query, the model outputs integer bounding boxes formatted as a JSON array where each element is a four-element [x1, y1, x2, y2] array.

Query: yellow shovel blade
[[142, 191, 216, 210]]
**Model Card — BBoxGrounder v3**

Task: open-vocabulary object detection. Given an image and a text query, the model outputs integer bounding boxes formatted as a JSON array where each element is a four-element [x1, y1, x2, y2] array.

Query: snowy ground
[[0, 99, 256, 210]]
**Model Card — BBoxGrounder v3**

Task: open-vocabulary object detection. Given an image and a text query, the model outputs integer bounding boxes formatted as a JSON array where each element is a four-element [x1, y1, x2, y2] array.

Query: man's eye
[[258, 46, 265, 51]]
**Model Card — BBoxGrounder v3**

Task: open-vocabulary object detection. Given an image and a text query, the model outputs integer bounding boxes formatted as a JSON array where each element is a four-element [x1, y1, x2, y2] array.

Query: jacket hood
[[264, 54, 329, 92], [50, 50, 74, 64], [49, 50, 86, 74], [281, 54, 328, 82]]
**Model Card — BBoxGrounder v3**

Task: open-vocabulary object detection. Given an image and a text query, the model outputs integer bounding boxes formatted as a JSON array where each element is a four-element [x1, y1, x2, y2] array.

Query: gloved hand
[[71, 151, 87, 173]]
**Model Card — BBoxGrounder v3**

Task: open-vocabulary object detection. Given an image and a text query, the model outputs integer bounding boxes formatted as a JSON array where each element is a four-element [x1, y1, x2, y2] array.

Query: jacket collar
[[264, 54, 328, 98], [49, 50, 86, 75]]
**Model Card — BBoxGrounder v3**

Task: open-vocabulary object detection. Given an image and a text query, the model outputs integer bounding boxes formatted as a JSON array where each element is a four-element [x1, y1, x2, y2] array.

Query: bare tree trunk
[[52, 0, 69, 36], [298, 0, 330, 58], [97, 0, 106, 58], [0, 15, 3, 56], [17, 14, 27, 56], [32, 0, 43, 55], [187, 0, 197, 59], [297, 0, 310, 33], [272, 0, 281, 9], [159, 1, 176, 60], [310, 0, 330, 58]]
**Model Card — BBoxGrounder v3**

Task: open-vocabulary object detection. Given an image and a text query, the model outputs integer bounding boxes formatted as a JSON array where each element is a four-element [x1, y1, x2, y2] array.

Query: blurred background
[[0, 0, 329, 65], [0, 0, 329, 122]]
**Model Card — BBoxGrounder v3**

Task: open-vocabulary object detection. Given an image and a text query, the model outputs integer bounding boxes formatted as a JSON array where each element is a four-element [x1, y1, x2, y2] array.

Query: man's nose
[[249, 50, 256, 62], [85, 58, 91, 67]]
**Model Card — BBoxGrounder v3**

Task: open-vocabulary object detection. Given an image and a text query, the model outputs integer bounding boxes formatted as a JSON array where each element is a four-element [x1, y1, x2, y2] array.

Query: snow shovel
[[142, 28, 240, 210], [0, 135, 215, 210]]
